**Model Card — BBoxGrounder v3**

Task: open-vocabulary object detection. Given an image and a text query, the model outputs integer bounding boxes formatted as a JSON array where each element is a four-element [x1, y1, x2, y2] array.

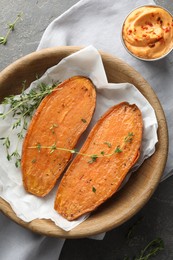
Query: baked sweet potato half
[[21, 76, 96, 197], [54, 102, 143, 220]]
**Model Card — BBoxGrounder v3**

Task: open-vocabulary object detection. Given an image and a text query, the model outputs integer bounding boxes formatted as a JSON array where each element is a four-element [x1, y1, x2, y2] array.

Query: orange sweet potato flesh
[[54, 102, 143, 220], [21, 76, 96, 197]]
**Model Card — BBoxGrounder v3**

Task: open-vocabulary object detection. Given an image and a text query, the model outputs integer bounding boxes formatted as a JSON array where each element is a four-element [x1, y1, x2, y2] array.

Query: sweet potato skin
[[54, 102, 143, 220], [21, 76, 96, 197]]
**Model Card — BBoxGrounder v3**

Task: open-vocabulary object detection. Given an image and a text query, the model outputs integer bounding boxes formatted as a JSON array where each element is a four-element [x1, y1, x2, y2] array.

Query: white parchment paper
[[0, 46, 158, 231]]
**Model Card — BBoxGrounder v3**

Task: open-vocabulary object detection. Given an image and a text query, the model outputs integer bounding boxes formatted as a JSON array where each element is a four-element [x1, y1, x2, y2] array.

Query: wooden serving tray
[[0, 46, 168, 238]]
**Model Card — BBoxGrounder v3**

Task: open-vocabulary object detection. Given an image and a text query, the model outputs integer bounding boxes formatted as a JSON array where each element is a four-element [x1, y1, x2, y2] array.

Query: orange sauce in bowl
[[122, 6, 173, 59]]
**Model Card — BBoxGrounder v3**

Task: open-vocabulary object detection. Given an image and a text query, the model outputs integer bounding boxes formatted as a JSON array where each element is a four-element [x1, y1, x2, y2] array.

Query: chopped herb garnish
[[31, 158, 37, 164], [81, 118, 87, 123], [92, 186, 96, 193], [100, 151, 105, 155]]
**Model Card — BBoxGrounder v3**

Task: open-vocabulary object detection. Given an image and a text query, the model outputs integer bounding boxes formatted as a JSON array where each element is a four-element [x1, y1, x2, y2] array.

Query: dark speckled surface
[[60, 176, 173, 259], [0, 1, 173, 259], [0, 0, 78, 71]]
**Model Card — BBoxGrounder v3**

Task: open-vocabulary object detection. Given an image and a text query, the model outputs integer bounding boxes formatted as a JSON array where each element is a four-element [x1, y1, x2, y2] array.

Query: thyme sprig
[[0, 13, 23, 45], [0, 81, 59, 167], [28, 143, 123, 164], [123, 237, 164, 260], [134, 238, 164, 260]]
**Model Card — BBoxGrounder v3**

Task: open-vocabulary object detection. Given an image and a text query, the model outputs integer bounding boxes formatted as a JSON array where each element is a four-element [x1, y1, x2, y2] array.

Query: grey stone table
[[0, 1, 173, 259]]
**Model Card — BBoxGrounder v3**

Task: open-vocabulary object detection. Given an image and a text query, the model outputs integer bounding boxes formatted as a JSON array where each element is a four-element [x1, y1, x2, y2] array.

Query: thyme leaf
[[36, 143, 42, 152], [88, 154, 98, 164], [114, 146, 122, 153], [0, 36, 7, 45], [125, 132, 134, 143], [49, 143, 57, 154]]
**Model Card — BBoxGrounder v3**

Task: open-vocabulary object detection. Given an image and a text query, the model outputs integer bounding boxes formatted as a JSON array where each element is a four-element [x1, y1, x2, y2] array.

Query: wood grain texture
[[0, 46, 168, 238]]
